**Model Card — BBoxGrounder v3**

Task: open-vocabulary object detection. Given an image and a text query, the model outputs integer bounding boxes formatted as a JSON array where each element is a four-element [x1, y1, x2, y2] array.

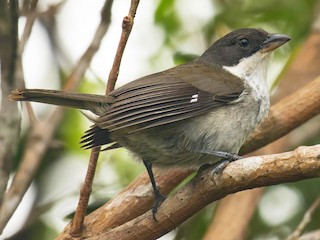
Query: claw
[[211, 159, 230, 176], [208, 151, 243, 180], [152, 193, 166, 221]]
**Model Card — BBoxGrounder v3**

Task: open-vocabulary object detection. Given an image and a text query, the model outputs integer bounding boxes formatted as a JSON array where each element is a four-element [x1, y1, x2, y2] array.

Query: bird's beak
[[260, 34, 291, 53]]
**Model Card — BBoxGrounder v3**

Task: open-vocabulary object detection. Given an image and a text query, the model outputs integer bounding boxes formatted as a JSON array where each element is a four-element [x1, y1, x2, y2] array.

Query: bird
[[10, 28, 290, 219]]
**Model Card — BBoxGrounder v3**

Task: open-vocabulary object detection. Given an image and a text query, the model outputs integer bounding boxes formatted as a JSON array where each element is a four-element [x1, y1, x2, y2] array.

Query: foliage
[[6, 0, 319, 239]]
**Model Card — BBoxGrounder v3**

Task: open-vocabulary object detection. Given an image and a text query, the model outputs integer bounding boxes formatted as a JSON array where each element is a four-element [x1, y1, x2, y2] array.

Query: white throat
[[223, 51, 271, 100], [223, 51, 271, 123]]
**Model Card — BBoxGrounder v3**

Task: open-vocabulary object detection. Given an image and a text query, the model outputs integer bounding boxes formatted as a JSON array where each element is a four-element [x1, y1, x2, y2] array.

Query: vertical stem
[[70, 147, 100, 237], [106, 0, 140, 94], [69, 0, 114, 236], [70, 0, 140, 237], [0, 0, 22, 233]]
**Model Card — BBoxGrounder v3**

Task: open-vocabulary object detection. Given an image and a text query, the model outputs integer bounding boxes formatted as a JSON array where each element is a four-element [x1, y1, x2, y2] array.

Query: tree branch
[[89, 145, 320, 239], [69, 0, 114, 236], [69, 0, 140, 237], [0, 0, 22, 233], [0, 0, 113, 232], [287, 195, 320, 240], [19, 0, 38, 54], [106, 0, 140, 94]]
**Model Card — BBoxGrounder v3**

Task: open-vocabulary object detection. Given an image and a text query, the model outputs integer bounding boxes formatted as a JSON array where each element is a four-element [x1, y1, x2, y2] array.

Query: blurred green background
[[6, 0, 320, 239]]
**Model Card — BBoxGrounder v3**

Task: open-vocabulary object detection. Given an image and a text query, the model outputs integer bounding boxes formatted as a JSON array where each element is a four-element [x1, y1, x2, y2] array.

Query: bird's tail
[[9, 89, 114, 116]]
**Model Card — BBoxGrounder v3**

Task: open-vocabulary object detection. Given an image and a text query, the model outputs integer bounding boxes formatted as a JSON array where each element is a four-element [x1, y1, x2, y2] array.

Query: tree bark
[[86, 145, 320, 240]]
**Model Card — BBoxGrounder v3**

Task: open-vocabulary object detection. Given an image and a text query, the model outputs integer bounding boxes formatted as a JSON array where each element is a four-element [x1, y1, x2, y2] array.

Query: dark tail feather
[[10, 89, 120, 150], [80, 126, 119, 150], [9, 89, 114, 116]]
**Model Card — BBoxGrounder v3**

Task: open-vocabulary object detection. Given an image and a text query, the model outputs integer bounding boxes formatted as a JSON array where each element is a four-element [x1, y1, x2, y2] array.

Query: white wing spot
[[190, 94, 198, 103]]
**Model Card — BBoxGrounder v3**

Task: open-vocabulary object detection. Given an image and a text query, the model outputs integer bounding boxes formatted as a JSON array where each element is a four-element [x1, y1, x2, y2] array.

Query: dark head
[[200, 28, 290, 67]]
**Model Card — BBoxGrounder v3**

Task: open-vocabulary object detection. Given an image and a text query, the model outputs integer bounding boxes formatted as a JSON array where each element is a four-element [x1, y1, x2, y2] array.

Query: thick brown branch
[[89, 145, 320, 239]]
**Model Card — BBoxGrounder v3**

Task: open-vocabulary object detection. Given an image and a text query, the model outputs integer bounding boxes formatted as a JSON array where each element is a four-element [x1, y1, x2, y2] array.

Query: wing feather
[[96, 81, 241, 132], [81, 61, 244, 148]]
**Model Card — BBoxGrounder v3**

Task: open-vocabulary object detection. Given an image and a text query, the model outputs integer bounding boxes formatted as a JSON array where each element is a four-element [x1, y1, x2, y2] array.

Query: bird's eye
[[238, 38, 249, 48]]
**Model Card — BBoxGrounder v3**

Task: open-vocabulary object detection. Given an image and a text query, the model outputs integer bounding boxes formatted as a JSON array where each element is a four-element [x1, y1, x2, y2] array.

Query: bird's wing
[[97, 61, 244, 133]]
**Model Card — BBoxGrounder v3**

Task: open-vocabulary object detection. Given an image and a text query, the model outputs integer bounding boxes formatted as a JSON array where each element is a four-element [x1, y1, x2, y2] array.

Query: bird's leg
[[198, 149, 243, 175], [143, 160, 166, 221]]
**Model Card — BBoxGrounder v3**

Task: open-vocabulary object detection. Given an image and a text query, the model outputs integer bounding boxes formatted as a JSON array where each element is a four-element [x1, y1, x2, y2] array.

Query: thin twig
[[0, 0, 113, 232], [70, 148, 101, 237], [69, 0, 139, 236], [68, 0, 113, 237], [19, 1, 66, 54], [18, 0, 39, 126], [19, 1, 64, 126], [19, 0, 38, 54], [106, 0, 140, 94], [25, 100, 37, 125], [64, 0, 113, 91], [287, 195, 320, 240]]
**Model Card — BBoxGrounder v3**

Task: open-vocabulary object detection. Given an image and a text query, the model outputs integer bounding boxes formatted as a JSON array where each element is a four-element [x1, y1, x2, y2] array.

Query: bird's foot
[[152, 191, 166, 222], [197, 149, 243, 178], [211, 159, 231, 175], [210, 152, 243, 178]]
